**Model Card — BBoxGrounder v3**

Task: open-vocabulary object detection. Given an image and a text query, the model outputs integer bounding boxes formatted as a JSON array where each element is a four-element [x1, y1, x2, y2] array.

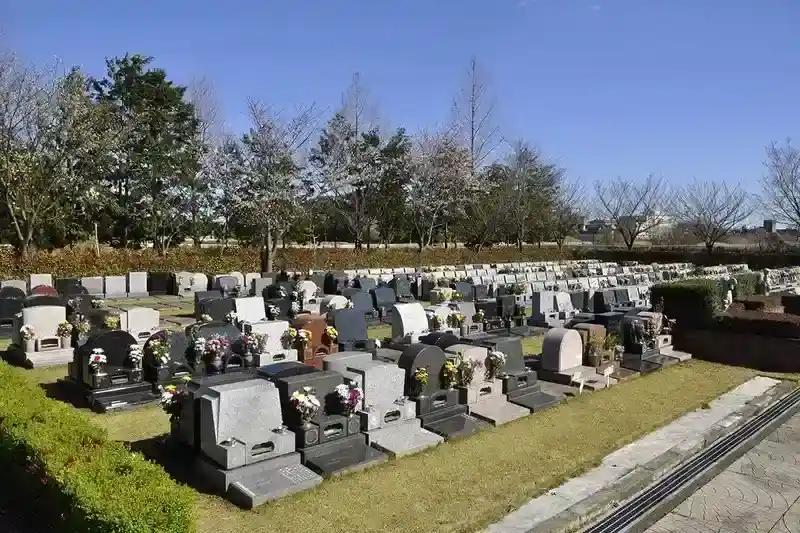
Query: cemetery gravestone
[[348, 359, 444, 457], [332, 308, 376, 352], [67, 329, 156, 412], [142, 330, 194, 385], [539, 328, 613, 391], [1, 280, 27, 293], [127, 272, 149, 297], [81, 276, 104, 297], [12, 305, 72, 367], [396, 343, 489, 440], [29, 274, 52, 289], [120, 307, 160, 344], [193, 378, 323, 508], [104, 276, 127, 298], [291, 314, 338, 369], [148, 272, 172, 296], [350, 291, 378, 322]]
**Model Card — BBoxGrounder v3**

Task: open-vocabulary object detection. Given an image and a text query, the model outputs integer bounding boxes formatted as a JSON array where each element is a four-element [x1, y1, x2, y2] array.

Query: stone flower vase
[[243, 353, 255, 368], [459, 324, 469, 336], [24, 338, 35, 353], [207, 355, 224, 375], [60, 336, 70, 349]]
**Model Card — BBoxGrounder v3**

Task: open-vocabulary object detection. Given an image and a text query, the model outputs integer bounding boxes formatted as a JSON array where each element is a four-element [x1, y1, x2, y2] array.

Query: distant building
[[764, 219, 777, 233]]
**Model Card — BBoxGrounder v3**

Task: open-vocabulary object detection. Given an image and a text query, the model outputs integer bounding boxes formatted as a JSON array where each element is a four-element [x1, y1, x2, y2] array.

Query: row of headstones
[[764, 267, 800, 292]]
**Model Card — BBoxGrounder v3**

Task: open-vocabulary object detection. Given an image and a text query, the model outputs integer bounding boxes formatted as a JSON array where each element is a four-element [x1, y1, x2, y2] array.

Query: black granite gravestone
[[371, 287, 397, 321], [0, 286, 25, 300], [349, 291, 378, 322], [354, 277, 377, 292], [148, 272, 172, 296], [332, 309, 375, 352], [203, 298, 236, 322], [453, 282, 474, 301], [418, 331, 461, 351], [55, 278, 81, 295], [0, 297, 22, 327], [143, 330, 195, 384], [396, 343, 489, 439], [24, 295, 64, 308], [69, 330, 156, 412], [389, 276, 414, 301], [264, 298, 291, 320]]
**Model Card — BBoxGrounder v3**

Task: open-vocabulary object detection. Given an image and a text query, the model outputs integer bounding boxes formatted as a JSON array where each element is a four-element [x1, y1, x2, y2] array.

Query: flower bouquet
[[91, 299, 105, 309], [290, 386, 321, 425], [334, 383, 364, 417], [159, 385, 185, 422], [412, 367, 429, 396], [456, 355, 483, 387], [224, 311, 238, 325], [149, 337, 170, 365], [297, 329, 311, 345], [200, 314, 212, 323], [103, 313, 120, 329], [324, 326, 338, 344], [128, 344, 143, 369], [447, 312, 465, 328], [475, 310, 485, 322], [19, 324, 35, 341], [344, 300, 354, 309], [441, 360, 458, 389], [485, 350, 507, 381], [73, 318, 91, 339], [267, 305, 280, 320], [282, 327, 297, 348], [89, 348, 107, 374], [56, 321, 73, 348], [431, 314, 443, 331], [241, 332, 267, 366]]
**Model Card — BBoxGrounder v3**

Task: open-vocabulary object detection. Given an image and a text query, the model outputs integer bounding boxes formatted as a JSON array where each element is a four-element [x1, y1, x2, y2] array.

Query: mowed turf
[[21, 347, 798, 533]]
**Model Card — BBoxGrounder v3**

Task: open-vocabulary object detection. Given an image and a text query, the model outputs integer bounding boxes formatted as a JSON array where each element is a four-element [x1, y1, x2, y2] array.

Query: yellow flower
[[165, 385, 177, 393]]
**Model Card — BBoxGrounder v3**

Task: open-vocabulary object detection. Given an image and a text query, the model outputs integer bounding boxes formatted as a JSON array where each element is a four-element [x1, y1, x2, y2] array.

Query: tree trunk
[[705, 241, 714, 254], [517, 237, 523, 251], [261, 221, 274, 273], [444, 221, 449, 249]]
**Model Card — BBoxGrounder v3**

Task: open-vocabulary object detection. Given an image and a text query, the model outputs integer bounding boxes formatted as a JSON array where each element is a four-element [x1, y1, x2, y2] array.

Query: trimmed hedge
[[650, 272, 761, 327], [712, 310, 800, 339], [0, 246, 573, 278], [650, 278, 725, 327], [585, 247, 800, 270], [0, 361, 195, 532]]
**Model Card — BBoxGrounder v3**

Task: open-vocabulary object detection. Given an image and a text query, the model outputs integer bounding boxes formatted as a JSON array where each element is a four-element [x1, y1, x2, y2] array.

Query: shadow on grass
[[126, 435, 221, 497], [38, 381, 90, 411]]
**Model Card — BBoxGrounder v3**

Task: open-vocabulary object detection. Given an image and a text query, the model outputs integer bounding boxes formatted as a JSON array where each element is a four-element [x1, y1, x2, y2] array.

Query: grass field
[[21, 350, 799, 533]]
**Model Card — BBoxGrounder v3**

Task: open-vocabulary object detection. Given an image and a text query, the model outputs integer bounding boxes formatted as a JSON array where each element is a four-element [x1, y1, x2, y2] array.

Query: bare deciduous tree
[[672, 179, 754, 253], [0, 53, 111, 256], [239, 98, 319, 271], [594, 174, 672, 250], [407, 130, 471, 249], [550, 177, 586, 250], [761, 139, 800, 229]]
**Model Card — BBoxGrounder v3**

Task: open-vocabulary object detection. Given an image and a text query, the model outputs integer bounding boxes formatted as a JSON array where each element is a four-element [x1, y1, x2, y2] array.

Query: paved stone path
[[646, 411, 800, 533]]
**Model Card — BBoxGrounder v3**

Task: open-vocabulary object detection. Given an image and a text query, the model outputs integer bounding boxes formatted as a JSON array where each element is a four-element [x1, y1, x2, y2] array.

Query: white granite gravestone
[[322, 351, 373, 392], [120, 307, 160, 343], [244, 273, 261, 296], [258, 320, 297, 364], [391, 303, 429, 342], [554, 291, 577, 319], [541, 328, 583, 372], [80, 276, 104, 296], [29, 274, 52, 289], [12, 305, 72, 366], [296, 280, 319, 304], [1, 279, 27, 292], [127, 272, 149, 297], [320, 295, 349, 312], [227, 272, 245, 293], [104, 276, 127, 298], [174, 271, 195, 296], [234, 297, 268, 326]]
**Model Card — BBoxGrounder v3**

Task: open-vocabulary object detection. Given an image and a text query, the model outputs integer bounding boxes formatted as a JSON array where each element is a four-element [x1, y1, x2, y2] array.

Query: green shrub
[[733, 272, 760, 299], [734, 294, 783, 312], [712, 310, 800, 339], [0, 246, 574, 278], [0, 362, 195, 533], [650, 278, 725, 327]]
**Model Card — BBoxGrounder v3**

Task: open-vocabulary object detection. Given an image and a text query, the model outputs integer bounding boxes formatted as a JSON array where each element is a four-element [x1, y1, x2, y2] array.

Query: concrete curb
[[512, 379, 798, 533]]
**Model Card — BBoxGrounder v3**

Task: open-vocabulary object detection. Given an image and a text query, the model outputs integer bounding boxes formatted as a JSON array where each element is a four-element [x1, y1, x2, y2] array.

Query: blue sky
[[3, 0, 800, 195]]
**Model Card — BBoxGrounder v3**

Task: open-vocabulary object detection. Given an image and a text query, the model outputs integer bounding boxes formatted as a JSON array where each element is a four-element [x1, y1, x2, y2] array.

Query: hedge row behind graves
[[0, 361, 195, 533], [650, 272, 760, 327]]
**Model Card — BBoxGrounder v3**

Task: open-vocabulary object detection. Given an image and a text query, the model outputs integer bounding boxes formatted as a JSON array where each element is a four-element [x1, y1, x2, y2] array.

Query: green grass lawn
[[20, 354, 800, 533]]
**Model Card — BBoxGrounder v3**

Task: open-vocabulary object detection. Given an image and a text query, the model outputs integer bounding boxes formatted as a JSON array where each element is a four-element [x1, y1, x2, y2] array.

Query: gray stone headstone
[[80, 276, 104, 296], [541, 328, 583, 372], [252, 278, 271, 298], [121, 307, 160, 343], [29, 274, 52, 289], [322, 351, 373, 391], [127, 272, 149, 297], [104, 276, 127, 298], [244, 273, 261, 296], [199, 379, 294, 469], [1, 280, 27, 293]]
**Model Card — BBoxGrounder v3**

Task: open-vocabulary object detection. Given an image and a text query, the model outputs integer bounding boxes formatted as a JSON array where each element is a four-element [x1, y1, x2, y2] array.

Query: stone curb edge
[[524, 379, 799, 533]]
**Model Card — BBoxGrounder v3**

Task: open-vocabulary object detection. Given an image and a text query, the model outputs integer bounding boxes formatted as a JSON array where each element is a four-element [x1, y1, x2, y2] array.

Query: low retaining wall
[[674, 327, 800, 373]]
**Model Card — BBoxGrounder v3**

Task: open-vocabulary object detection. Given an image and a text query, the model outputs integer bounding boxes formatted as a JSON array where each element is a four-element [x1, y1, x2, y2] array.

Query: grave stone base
[[128, 291, 150, 298], [504, 372, 564, 412], [195, 451, 322, 509], [460, 380, 530, 425], [507, 325, 546, 338], [300, 433, 387, 478], [528, 314, 564, 329], [620, 353, 663, 374], [25, 347, 74, 367], [538, 365, 616, 391], [661, 345, 692, 361], [366, 419, 444, 458], [416, 390, 490, 439], [610, 365, 640, 381], [104, 292, 128, 299], [60, 377, 159, 413]]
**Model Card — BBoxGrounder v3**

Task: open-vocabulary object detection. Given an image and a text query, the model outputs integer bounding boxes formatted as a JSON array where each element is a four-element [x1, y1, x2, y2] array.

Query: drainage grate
[[582, 387, 800, 533]]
